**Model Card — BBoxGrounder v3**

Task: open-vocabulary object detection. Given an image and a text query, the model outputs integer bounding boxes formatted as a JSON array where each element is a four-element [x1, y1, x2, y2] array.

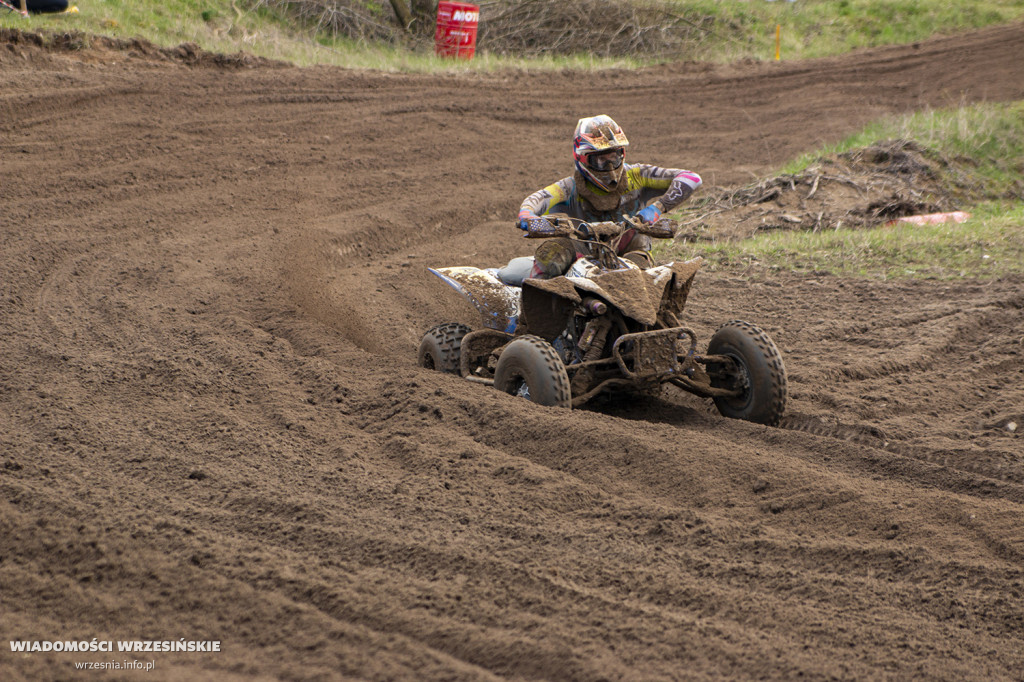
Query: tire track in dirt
[[773, 284, 1024, 500]]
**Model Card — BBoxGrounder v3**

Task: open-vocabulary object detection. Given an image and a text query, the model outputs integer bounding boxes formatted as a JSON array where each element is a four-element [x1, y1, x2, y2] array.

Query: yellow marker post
[[775, 24, 781, 61]]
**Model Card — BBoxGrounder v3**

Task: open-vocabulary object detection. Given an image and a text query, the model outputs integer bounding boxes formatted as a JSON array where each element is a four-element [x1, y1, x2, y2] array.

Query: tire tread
[[419, 322, 471, 374], [710, 320, 787, 426]]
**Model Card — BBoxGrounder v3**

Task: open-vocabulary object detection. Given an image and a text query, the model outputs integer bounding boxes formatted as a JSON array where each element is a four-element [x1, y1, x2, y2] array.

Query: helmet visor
[[586, 148, 624, 172]]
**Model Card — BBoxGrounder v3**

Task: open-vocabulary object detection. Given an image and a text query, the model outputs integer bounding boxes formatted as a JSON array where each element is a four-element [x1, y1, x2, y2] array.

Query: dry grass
[[250, 0, 728, 58], [252, 0, 404, 44], [476, 0, 718, 58]]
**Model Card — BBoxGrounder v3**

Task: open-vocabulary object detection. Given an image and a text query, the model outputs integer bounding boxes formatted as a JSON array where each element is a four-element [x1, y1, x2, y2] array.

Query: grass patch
[[674, 202, 1024, 280], [739, 0, 1024, 60], [3, 0, 273, 56]]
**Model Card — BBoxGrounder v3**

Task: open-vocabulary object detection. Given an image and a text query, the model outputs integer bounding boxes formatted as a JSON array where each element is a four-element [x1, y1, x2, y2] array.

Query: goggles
[[586, 148, 624, 172]]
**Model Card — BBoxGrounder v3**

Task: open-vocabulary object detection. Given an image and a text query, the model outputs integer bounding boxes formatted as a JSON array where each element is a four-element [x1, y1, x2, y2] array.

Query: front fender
[[429, 267, 520, 333]]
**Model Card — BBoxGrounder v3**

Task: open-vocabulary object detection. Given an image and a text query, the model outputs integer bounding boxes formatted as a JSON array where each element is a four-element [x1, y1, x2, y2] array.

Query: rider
[[516, 114, 702, 277]]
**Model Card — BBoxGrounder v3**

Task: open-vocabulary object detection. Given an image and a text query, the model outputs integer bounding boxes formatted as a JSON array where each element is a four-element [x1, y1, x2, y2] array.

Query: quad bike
[[418, 216, 787, 425]]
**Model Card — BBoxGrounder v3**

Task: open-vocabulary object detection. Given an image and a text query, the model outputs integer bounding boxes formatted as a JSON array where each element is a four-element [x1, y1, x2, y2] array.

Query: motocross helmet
[[573, 115, 629, 193]]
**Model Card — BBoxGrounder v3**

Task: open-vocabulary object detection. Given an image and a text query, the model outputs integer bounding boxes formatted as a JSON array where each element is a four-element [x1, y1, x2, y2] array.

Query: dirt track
[[2, 23, 1024, 680]]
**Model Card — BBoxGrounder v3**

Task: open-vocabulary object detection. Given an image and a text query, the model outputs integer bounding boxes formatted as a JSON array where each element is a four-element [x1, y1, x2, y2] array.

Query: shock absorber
[[572, 316, 611, 396], [578, 316, 612, 360]]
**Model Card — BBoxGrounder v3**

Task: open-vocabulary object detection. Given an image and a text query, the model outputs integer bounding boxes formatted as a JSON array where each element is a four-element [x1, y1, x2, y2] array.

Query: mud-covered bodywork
[[524, 258, 702, 338], [428, 267, 521, 333]]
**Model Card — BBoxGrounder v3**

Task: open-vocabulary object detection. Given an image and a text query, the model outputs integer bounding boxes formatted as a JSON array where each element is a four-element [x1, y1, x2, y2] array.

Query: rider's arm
[[517, 177, 574, 230], [628, 165, 703, 217]]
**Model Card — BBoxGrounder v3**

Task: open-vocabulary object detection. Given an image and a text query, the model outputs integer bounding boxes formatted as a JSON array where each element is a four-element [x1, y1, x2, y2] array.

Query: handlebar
[[522, 214, 675, 241]]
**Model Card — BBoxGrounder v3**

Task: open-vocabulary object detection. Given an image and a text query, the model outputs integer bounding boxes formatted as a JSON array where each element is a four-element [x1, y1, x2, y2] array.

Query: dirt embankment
[[2, 23, 1024, 680]]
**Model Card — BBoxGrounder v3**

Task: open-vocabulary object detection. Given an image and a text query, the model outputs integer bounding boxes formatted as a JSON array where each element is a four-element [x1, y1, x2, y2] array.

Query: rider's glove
[[518, 210, 540, 231], [524, 217, 562, 237], [637, 204, 662, 225]]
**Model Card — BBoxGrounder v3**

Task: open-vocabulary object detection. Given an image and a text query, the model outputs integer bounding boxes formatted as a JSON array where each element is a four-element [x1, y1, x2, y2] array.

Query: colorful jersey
[[518, 165, 702, 226]]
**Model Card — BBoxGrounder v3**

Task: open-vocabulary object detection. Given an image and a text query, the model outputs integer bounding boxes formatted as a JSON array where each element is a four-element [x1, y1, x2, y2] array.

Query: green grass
[[675, 202, 1024, 280], [737, 0, 1024, 60], [2, 0, 274, 57], [652, 0, 1024, 62], [661, 101, 1024, 280], [3, 0, 1024, 70]]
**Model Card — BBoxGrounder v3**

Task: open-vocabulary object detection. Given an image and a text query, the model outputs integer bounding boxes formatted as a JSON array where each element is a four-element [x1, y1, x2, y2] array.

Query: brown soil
[[2, 23, 1024, 681]]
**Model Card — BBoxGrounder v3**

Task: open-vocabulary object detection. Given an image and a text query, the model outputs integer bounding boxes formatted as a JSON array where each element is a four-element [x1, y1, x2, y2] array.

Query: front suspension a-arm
[[611, 326, 698, 381], [674, 353, 744, 398]]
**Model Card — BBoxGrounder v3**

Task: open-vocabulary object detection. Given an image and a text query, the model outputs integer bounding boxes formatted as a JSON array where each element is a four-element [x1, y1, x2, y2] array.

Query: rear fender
[[429, 267, 520, 333]]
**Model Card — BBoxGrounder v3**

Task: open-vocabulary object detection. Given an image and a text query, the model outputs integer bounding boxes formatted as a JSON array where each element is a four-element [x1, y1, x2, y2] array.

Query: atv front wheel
[[493, 335, 572, 408], [707, 320, 787, 426], [418, 323, 471, 375]]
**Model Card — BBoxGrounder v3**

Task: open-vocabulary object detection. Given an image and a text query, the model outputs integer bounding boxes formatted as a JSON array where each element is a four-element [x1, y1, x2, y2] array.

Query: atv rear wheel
[[418, 323, 471, 375], [707, 320, 787, 426], [494, 335, 572, 408]]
